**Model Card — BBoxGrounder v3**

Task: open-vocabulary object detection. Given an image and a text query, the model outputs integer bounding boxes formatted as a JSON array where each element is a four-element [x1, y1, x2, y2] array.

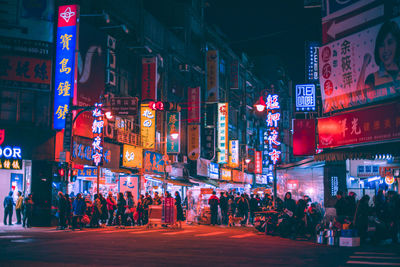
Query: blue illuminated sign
[[306, 41, 319, 83], [208, 162, 219, 179], [53, 5, 78, 129], [296, 84, 316, 111]]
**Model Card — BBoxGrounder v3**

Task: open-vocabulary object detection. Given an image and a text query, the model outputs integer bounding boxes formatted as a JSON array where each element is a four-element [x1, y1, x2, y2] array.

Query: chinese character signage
[[206, 50, 219, 102], [217, 103, 228, 163], [92, 103, 104, 166], [232, 170, 245, 183], [122, 145, 143, 169], [208, 162, 219, 179], [228, 140, 239, 168], [141, 104, 156, 149], [166, 112, 180, 154], [188, 87, 201, 123], [262, 130, 269, 174], [255, 151, 262, 174], [54, 5, 79, 130], [141, 57, 157, 101], [265, 94, 281, 166], [188, 125, 200, 161], [319, 17, 400, 113], [143, 151, 164, 175], [77, 167, 98, 178], [318, 102, 400, 148], [296, 84, 315, 111], [293, 119, 316, 156], [306, 41, 320, 82], [203, 128, 215, 160], [0, 146, 22, 170]]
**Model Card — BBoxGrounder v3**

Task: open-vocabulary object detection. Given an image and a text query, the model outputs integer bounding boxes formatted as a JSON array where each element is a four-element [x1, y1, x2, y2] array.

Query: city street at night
[[0, 224, 399, 267]]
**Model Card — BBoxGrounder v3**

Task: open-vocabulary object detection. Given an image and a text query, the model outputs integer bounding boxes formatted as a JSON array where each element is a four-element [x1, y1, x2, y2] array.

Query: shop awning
[[314, 141, 400, 162], [167, 178, 198, 187], [277, 157, 324, 170], [189, 176, 219, 187]]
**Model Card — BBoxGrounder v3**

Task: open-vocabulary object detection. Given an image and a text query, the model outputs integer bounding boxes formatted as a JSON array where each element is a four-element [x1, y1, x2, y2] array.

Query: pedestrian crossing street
[[345, 251, 400, 266]]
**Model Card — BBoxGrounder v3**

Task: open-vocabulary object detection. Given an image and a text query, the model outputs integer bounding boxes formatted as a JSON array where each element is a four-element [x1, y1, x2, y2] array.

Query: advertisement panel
[[141, 104, 156, 149], [197, 158, 210, 177], [217, 103, 228, 163], [232, 170, 244, 183], [319, 17, 400, 113], [206, 50, 219, 102], [230, 60, 239, 89], [73, 23, 107, 138], [188, 87, 201, 123], [91, 104, 104, 166], [143, 151, 165, 175], [122, 145, 143, 169], [306, 41, 320, 83], [53, 4, 78, 130], [203, 128, 215, 160], [221, 168, 232, 181], [255, 151, 262, 174], [166, 112, 180, 154], [141, 57, 157, 101], [228, 140, 239, 168], [247, 148, 255, 173], [293, 119, 316, 156], [208, 162, 219, 179], [317, 102, 400, 148], [119, 176, 139, 200], [188, 125, 200, 161], [296, 84, 316, 111]]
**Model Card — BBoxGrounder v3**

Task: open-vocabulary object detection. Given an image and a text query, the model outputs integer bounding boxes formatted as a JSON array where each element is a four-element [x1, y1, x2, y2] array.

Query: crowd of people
[[335, 189, 400, 244], [55, 191, 184, 230], [3, 191, 34, 228]]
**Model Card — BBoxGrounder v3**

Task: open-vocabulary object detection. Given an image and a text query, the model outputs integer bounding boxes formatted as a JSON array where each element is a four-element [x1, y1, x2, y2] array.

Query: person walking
[[3, 191, 14, 225], [334, 190, 347, 223], [219, 192, 228, 225], [65, 194, 72, 228], [125, 191, 135, 226], [23, 194, 34, 228], [57, 192, 67, 230], [354, 195, 371, 244], [208, 191, 219, 226], [175, 191, 184, 229], [15, 191, 23, 225], [99, 193, 108, 226], [106, 192, 117, 226], [386, 191, 400, 244], [249, 194, 259, 225], [153, 192, 161, 205], [142, 193, 153, 225], [90, 194, 102, 228], [116, 192, 126, 226], [72, 193, 86, 230]]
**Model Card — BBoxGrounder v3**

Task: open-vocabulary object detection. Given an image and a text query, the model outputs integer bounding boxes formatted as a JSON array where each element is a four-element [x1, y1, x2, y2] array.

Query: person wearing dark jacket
[[283, 192, 296, 214], [116, 192, 126, 225], [354, 195, 370, 243], [386, 191, 399, 244], [249, 194, 259, 225], [99, 193, 108, 225], [175, 191, 184, 229], [237, 194, 250, 226], [23, 194, 34, 228], [106, 193, 117, 226], [335, 191, 347, 222], [345, 192, 357, 219], [72, 193, 86, 230], [219, 192, 228, 225], [208, 191, 219, 226], [65, 194, 72, 228], [57, 191, 67, 230], [3, 191, 14, 225]]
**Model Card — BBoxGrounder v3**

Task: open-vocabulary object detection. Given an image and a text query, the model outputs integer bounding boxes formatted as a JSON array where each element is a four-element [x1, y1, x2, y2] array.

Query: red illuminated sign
[[293, 119, 316, 156]]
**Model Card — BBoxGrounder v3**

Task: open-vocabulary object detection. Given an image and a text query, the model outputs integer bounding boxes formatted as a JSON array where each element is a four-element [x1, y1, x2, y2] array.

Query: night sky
[[205, 0, 321, 85]]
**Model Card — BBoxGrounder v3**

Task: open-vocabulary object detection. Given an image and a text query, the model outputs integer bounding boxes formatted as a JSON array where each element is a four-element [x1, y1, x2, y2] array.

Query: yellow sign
[[188, 124, 200, 161], [140, 104, 156, 149], [228, 140, 239, 168], [122, 145, 143, 169], [221, 168, 232, 181]]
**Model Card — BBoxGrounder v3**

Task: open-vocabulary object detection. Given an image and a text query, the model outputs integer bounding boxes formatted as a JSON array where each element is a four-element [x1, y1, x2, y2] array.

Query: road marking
[[0, 235, 28, 239], [346, 261, 400, 266], [354, 252, 397, 256], [350, 256, 400, 260], [129, 229, 163, 234], [230, 233, 256, 238], [195, 231, 225, 237], [162, 230, 195, 235]]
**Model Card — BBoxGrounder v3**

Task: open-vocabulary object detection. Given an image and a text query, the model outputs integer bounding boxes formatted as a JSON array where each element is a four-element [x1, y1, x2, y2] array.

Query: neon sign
[[296, 84, 316, 111], [92, 103, 104, 166], [217, 103, 228, 163], [265, 94, 281, 166], [53, 5, 79, 130]]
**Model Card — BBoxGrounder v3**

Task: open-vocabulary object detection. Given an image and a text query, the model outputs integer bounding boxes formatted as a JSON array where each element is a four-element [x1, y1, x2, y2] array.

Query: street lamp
[[170, 132, 179, 140], [245, 158, 251, 164], [254, 96, 266, 112]]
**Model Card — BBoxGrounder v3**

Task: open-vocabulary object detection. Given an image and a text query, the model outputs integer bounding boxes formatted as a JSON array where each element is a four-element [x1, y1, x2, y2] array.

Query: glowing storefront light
[[92, 103, 104, 166]]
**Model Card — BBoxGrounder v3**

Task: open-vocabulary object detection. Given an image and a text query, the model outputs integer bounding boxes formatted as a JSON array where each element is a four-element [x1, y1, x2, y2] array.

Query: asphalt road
[[0, 224, 399, 266]]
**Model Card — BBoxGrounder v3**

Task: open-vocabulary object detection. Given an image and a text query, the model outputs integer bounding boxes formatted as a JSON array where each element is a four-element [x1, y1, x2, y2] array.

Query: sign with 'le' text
[[141, 104, 156, 149], [54, 5, 79, 130]]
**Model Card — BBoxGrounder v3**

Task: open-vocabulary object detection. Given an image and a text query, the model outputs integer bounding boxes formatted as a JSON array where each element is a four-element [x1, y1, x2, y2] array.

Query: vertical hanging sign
[[265, 94, 281, 167], [54, 5, 79, 130], [92, 103, 104, 166], [141, 57, 157, 101], [141, 104, 156, 149], [206, 50, 219, 102], [188, 87, 201, 123], [228, 140, 239, 168], [166, 112, 180, 153], [255, 151, 262, 174], [217, 103, 228, 163]]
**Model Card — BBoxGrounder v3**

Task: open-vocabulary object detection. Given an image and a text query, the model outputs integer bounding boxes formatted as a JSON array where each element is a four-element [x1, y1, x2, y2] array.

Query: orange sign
[[141, 104, 156, 149], [188, 125, 200, 160], [221, 168, 232, 181]]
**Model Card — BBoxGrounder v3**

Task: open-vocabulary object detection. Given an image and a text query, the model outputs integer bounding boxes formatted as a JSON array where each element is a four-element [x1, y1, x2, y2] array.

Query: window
[[20, 92, 34, 123], [0, 90, 17, 121]]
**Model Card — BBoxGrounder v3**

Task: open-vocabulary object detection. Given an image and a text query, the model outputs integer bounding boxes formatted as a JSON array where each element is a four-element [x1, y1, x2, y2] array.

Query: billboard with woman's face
[[319, 17, 400, 113]]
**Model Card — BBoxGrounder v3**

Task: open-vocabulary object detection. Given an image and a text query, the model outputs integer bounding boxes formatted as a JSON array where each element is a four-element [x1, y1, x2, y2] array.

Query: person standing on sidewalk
[[57, 192, 67, 230], [72, 193, 86, 230], [219, 192, 228, 225], [3, 191, 14, 225], [15, 191, 23, 225], [106, 192, 117, 226], [23, 194, 34, 228], [208, 191, 219, 226]]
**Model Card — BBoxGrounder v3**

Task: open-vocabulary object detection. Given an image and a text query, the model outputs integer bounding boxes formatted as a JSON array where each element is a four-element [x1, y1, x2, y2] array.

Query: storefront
[[69, 136, 121, 197]]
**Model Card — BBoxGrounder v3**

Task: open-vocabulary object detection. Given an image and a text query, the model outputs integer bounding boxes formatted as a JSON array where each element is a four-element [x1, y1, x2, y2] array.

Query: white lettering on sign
[[125, 151, 135, 162], [0, 147, 22, 159]]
